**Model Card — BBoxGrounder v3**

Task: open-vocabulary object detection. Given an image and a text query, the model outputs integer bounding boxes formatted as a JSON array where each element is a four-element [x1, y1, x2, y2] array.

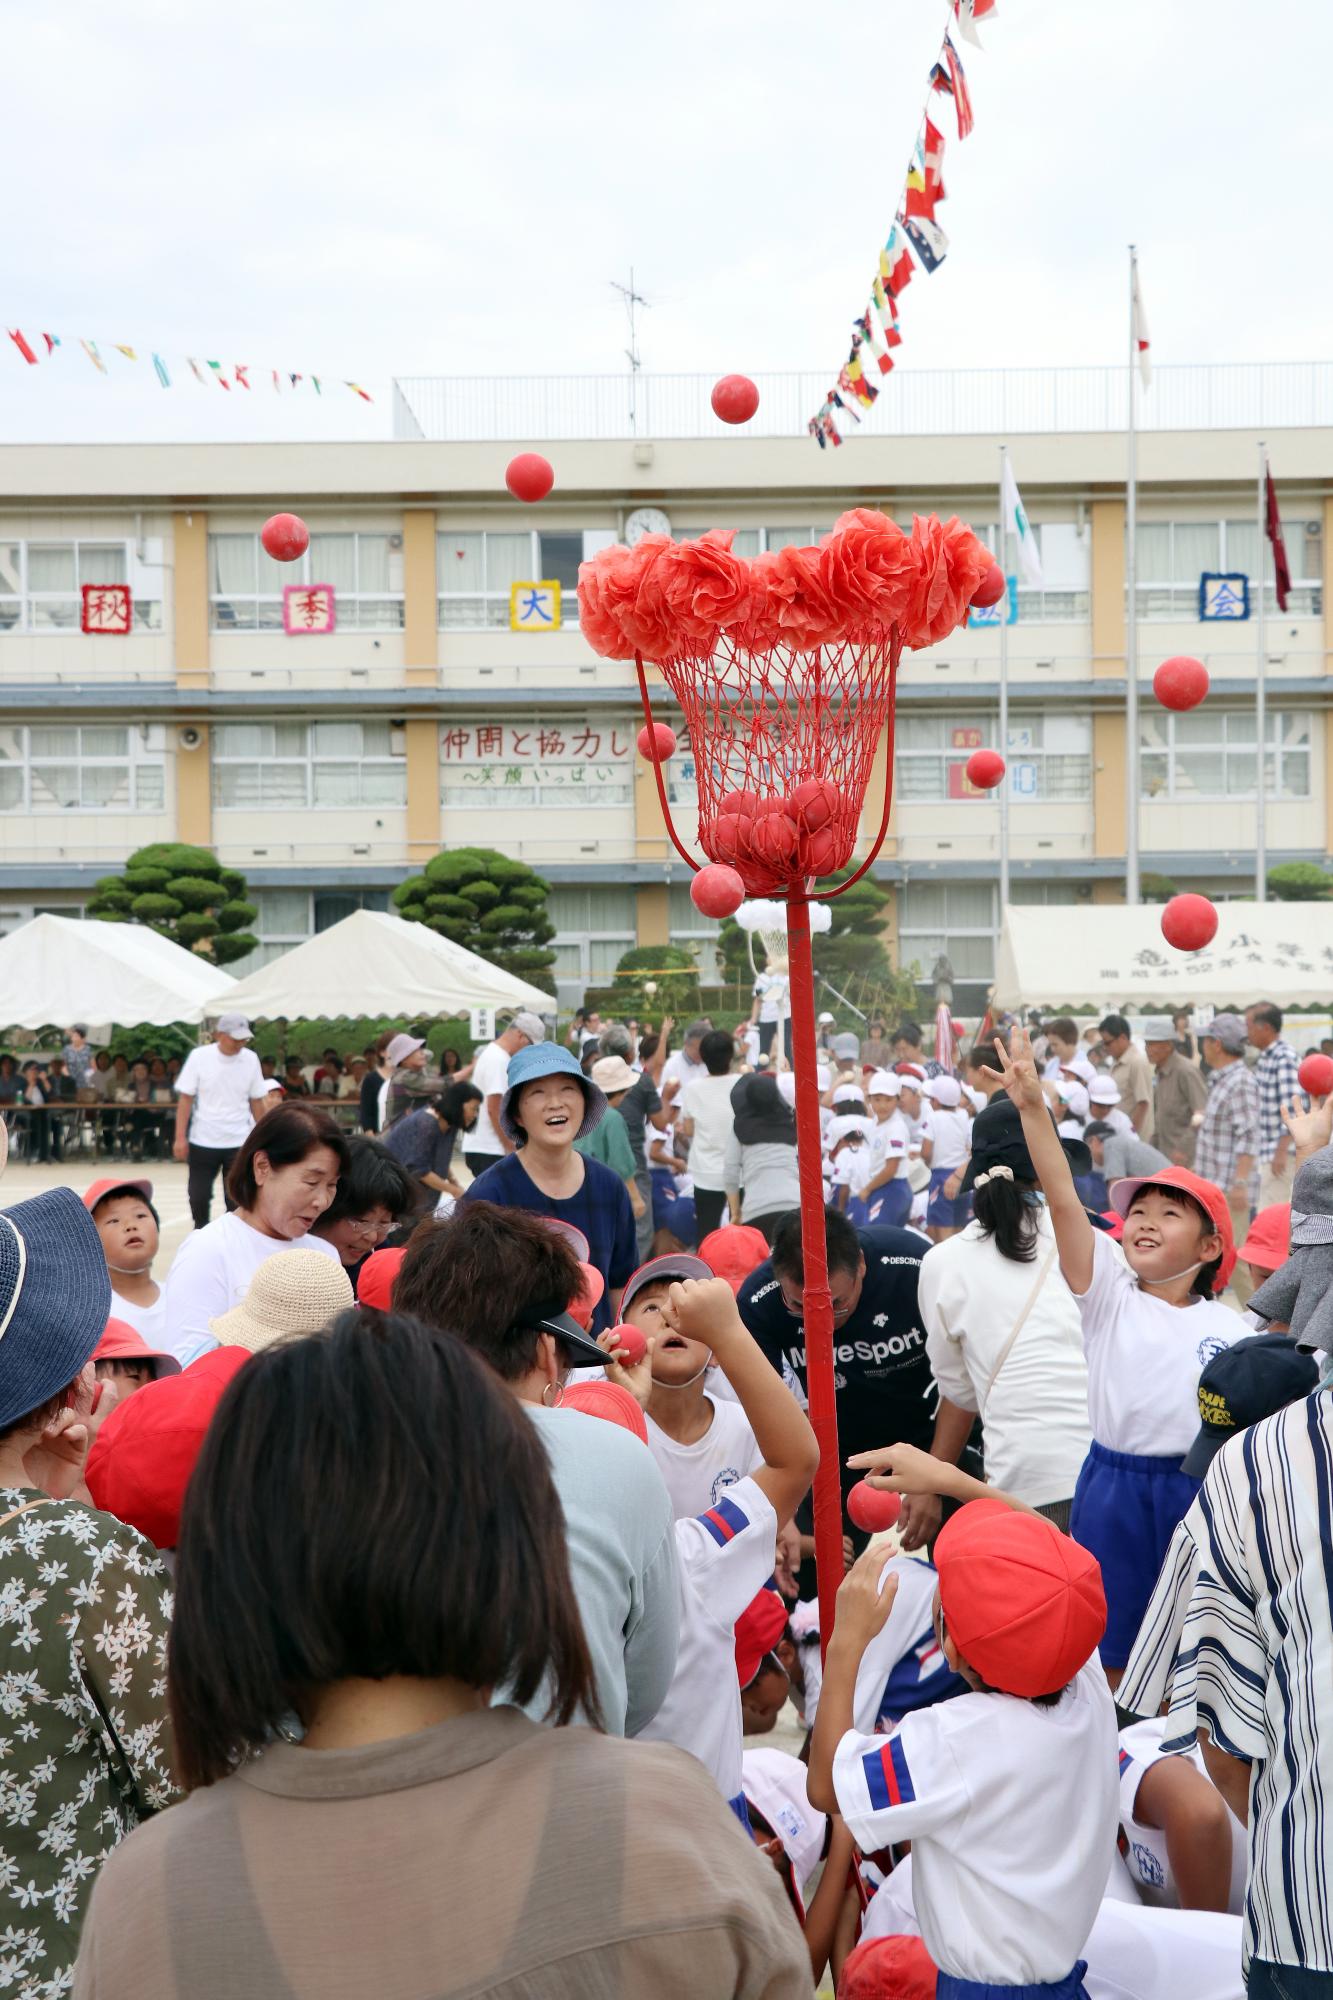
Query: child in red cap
[[808, 1449, 1116, 2000], [995, 1027, 1241, 1677]]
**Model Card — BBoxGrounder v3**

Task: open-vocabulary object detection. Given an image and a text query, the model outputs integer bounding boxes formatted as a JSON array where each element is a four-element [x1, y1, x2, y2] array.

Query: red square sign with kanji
[[80, 583, 132, 635]]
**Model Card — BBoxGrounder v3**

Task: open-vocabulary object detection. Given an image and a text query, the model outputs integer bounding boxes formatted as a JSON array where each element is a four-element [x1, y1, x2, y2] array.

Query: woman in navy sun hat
[[462, 1043, 634, 1332], [0, 1185, 178, 1990]]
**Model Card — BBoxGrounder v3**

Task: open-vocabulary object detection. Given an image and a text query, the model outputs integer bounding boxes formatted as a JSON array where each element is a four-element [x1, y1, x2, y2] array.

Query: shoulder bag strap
[[981, 1236, 1059, 1415], [0, 1496, 56, 1533]]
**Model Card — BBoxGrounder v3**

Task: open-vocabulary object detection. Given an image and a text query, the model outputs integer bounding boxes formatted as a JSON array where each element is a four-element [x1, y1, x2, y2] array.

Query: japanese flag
[[1131, 261, 1151, 389]]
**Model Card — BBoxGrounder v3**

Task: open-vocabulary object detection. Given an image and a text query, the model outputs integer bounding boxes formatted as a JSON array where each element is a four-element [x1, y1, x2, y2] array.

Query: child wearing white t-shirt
[[808, 1451, 1117, 1999], [923, 1077, 973, 1242], [997, 1026, 1240, 1676], [1116, 1716, 1245, 1913], [619, 1254, 762, 1518], [863, 1072, 913, 1229], [609, 1275, 818, 1823]]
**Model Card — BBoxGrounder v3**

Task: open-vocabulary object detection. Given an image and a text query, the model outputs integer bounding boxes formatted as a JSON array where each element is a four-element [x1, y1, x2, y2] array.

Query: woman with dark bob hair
[[309, 1134, 417, 1278], [73, 1311, 807, 1998], [161, 1102, 349, 1367], [396, 1201, 679, 1739]]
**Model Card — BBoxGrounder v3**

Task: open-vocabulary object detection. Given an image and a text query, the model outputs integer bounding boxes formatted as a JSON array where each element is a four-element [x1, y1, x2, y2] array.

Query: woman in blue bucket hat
[[462, 1043, 636, 1333], [0, 1180, 177, 1989]]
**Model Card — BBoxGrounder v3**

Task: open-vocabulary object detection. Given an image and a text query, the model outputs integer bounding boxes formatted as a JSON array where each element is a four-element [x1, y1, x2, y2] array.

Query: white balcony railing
[[392, 362, 1333, 443]]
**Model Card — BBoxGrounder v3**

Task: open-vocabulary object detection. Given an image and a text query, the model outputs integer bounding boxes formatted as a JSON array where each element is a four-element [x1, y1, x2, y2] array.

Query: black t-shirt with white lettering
[[737, 1226, 936, 1500]]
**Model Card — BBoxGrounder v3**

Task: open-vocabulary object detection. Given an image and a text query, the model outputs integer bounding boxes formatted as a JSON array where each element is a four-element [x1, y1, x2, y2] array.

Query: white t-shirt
[[754, 972, 790, 1025], [871, 1112, 910, 1179], [741, 1749, 826, 1896], [908, 1110, 934, 1157], [637, 1473, 777, 1808], [832, 1659, 1119, 1984], [162, 1211, 342, 1367], [832, 1143, 874, 1200], [862, 1853, 1245, 2000], [467, 1040, 513, 1157], [175, 1042, 265, 1149], [1073, 1226, 1242, 1455], [1117, 1717, 1247, 1913], [108, 1286, 168, 1352], [682, 1075, 738, 1191], [660, 1049, 705, 1110], [1097, 1105, 1134, 1137], [920, 1209, 1092, 1508], [926, 1106, 971, 1174], [802, 1554, 951, 1734], [644, 1396, 762, 1521]]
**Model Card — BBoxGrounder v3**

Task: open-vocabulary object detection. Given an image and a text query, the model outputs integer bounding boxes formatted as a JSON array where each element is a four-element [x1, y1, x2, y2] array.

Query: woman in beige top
[[74, 1309, 808, 2000]]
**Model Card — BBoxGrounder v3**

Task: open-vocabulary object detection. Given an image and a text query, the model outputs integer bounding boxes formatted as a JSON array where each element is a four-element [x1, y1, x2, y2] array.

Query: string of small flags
[[4, 329, 372, 402], [807, 0, 995, 447]]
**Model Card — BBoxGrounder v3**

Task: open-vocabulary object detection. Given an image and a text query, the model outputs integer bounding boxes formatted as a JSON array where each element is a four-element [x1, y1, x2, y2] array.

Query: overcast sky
[[3, 0, 1327, 445]]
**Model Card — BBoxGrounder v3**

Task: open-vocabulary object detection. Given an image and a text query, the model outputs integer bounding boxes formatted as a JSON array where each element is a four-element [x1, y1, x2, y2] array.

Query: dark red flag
[[1265, 462, 1291, 612]]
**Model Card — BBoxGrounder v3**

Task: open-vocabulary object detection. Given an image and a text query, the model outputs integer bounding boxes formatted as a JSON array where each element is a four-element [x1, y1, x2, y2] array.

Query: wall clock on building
[[624, 507, 672, 546]]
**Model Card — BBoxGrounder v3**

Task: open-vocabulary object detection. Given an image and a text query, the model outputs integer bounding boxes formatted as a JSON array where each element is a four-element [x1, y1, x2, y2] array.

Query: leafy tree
[[1268, 861, 1333, 901], [584, 943, 702, 1021], [392, 847, 557, 983], [86, 843, 258, 965], [1140, 872, 1179, 904]]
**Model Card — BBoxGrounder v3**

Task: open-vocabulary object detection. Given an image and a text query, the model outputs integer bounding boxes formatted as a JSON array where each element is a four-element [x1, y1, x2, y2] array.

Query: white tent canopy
[[0, 914, 237, 1031], [993, 902, 1333, 1012], [220, 908, 556, 1022]]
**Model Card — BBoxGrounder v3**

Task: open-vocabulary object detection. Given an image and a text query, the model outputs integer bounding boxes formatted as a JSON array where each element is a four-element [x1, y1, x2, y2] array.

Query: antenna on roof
[[610, 269, 651, 435]]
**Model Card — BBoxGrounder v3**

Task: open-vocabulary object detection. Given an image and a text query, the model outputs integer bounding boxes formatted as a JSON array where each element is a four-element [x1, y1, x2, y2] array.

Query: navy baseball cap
[[1182, 1333, 1319, 1479], [0, 1189, 112, 1430]]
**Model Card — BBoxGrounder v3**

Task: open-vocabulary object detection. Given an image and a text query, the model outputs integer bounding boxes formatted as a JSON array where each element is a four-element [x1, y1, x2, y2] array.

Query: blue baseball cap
[[499, 1042, 606, 1144], [0, 1188, 112, 1431], [1181, 1333, 1319, 1478]]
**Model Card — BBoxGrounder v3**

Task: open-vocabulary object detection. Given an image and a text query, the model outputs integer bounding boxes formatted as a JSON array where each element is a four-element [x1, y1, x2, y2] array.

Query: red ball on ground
[[847, 1481, 902, 1534], [1160, 892, 1219, 952], [260, 512, 309, 563], [970, 563, 1007, 608], [691, 864, 746, 919], [1153, 655, 1210, 712], [710, 374, 761, 425], [788, 777, 842, 833], [750, 811, 800, 873], [605, 1323, 647, 1368], [718, 788, 761, 819], [637, 722, 677, 762], [965, 749, 1006, 791], [1299, 1054, 1333, 1098], [504, 452, 555, 503]]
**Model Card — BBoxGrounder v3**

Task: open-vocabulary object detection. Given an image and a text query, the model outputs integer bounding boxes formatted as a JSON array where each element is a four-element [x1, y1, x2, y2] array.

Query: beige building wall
[[404, 721, 440, 865], [636, 884, 670, 947], [402, 510, 438, 686], [173, 510, 209, 689], [175, 728, 212, 847]]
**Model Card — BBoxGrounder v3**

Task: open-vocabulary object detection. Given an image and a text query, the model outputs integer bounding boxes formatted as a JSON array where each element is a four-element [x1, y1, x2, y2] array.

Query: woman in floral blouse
[[0, 1184, 177, 1993]]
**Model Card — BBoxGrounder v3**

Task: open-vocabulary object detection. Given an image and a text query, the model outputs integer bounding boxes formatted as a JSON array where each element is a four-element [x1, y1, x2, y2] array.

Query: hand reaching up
[[994, 1024, 1046, 1114]]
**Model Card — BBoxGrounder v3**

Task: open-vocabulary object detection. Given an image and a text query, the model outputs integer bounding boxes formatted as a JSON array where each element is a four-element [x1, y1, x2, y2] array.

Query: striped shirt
[[1254, 1037, 1301, 1161], [1120, 1391, 1333, 1974], [1192, 1059, 1261, 1206]]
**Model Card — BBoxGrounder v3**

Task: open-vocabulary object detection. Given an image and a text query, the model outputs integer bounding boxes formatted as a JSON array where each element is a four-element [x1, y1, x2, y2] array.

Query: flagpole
[[1256, 439, 1268, 901], [1125, 246, 1141, 905], [998, 443, 1011, 916]]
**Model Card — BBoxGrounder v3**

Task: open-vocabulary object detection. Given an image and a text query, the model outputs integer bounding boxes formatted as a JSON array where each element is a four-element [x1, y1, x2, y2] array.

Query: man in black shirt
[[738, 1205, 964, 1554]]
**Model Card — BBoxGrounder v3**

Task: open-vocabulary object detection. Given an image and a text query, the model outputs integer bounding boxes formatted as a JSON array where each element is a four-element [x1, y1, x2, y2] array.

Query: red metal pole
[[785, 887, 843, 1656]]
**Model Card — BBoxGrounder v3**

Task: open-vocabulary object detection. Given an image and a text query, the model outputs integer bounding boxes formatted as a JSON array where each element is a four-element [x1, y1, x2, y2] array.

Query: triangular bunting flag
[[7, 332, 38, 366]]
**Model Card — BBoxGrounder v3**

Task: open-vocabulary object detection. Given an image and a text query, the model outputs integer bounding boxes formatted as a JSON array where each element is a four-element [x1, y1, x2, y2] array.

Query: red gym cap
[[1238, 1202, 1291, 1275], [93, 1316, 180, 1381], [838, 1936, 938, 2000], [85, 1346, 249, 1549], [83, 1177, 153, 1212], [935, 1498, 1106, 1697], [735, 1581, 789, 1690], [561, 1380, 648, 1443], [566, 1262, 606, 1330], [1109, 1166, 1237, 1292], [698, 1224, 771, 1294], [356, 1247, 405, 1311]]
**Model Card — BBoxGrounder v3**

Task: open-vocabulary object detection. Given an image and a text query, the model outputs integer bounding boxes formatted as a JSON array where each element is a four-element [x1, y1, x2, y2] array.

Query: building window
[[546, 886, 637, 998], [895, 713, 1092, 803], [1134, 518, 1322, 617], [0, 540, 164, 632], [436, 529, 616, 629], [209, 532, 405, 630], [898, 882, 998, 985], [1140, 708, 1312, 800], [0, 726, 166, 812], [225, 888, 389, 976], [970, 519, 1091, 621], [440, 718, 635, 809], [211, 721, 407, 809]]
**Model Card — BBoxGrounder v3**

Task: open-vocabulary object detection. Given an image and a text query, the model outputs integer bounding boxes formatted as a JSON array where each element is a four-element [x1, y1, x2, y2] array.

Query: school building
[[1, 359, 1330, 1014]]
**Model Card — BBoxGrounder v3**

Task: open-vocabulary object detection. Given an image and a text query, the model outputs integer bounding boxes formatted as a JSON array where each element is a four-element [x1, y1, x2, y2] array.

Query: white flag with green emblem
[[1000, 456, 1044, 588]]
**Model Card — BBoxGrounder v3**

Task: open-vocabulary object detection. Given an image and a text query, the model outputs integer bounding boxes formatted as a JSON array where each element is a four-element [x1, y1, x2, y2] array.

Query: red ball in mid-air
[[846, 1481, 902, 1534], [260, 512, 309, 563], [1153, 655, 1210, 712], [1161, 892, 1219, 953], [710, 374, 760, 425], [691, 863, 746, 919], [637, 722, 677, 762], [971, 563, 1007, 608], [604, 1323, 647, 1368], [965, 749, 1006, 791], [1299, 1054, 1333, 1098], [504, 452, 555, 503]]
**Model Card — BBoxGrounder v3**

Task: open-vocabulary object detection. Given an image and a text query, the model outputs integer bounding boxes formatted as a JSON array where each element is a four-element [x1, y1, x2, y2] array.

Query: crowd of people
[[0, 987, 1331, 1995]]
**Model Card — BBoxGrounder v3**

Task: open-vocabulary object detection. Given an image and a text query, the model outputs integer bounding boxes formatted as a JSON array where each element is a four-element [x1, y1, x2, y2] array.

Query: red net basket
[[645, 632, 902, 896]]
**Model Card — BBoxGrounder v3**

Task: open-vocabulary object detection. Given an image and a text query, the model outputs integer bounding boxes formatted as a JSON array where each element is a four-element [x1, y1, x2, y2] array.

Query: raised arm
[[995, 1026, 1094, 1296]]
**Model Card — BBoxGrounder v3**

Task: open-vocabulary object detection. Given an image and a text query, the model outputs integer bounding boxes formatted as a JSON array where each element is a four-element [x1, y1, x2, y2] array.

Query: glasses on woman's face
[[344, 1211, 395, 1244]]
